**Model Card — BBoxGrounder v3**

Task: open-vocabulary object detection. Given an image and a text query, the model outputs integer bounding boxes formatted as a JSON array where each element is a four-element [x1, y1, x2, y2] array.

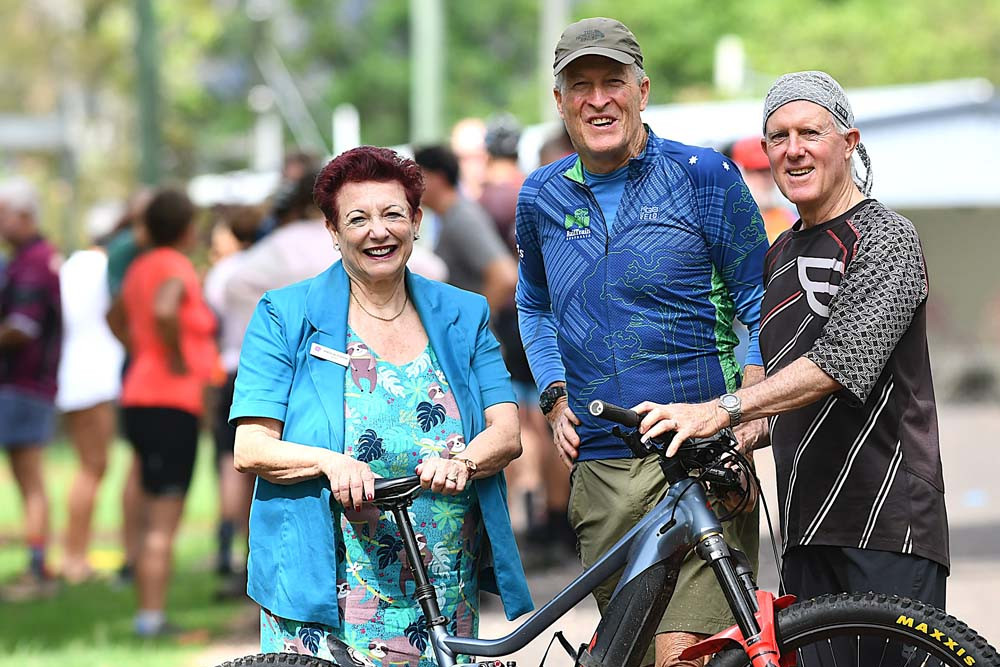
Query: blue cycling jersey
[[515, 128, 769, 461]]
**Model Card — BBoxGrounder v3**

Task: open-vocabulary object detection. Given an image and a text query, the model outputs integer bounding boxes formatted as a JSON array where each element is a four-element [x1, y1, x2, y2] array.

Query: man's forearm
[[739, 357, 841, 422], [481, 257, 518, 314], [742, 364, 765, 388]]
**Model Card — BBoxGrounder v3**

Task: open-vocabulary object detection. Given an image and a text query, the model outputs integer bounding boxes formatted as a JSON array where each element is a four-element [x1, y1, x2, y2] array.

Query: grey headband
[[762, 70, 873, 196]]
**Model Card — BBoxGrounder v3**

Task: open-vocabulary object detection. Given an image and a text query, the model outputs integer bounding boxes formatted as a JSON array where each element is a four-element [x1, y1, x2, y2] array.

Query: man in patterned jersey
[[635, 71, 949, 611], [515, 17, 769, 667]]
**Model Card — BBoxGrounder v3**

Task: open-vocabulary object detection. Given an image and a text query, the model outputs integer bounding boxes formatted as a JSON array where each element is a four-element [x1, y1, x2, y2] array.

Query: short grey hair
[[0, 178, 40, 219], [554, 62, 647, 95]]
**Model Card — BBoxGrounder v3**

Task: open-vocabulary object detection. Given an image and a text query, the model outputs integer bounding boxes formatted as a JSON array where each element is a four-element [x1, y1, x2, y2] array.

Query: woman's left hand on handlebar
[[631, 400, 729, 457], [416, 457, 470, 495]]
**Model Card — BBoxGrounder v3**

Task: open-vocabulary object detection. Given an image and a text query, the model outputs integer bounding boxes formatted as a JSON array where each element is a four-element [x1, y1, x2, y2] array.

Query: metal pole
[[409, 0, 444, 143], [134, 0, 162, 185], [539, 0, 569, 122]]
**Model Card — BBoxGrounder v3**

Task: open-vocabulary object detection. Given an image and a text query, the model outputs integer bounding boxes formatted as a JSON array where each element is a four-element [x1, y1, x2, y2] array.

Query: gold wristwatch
[[455, 457, 478, 476]]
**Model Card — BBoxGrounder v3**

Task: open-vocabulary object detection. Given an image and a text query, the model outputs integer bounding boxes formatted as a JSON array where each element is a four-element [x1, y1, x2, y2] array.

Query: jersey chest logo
[[563, 207, 591, 240], [797, 256, 844, 318]]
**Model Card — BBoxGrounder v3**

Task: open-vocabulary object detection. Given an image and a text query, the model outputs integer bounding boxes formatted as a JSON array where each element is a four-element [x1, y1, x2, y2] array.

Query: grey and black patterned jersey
[[759, 199, 949, 569]]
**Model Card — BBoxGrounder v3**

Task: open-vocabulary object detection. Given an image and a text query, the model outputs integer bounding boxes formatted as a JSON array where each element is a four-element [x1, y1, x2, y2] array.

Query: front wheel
[[215, 653, 339, 667], [707, 592, 998, 667]]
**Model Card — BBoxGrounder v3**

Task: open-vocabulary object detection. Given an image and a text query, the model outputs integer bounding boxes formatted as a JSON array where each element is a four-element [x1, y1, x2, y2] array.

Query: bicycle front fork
[[697, 533, 759, 632], [695, 533, 792, 667]]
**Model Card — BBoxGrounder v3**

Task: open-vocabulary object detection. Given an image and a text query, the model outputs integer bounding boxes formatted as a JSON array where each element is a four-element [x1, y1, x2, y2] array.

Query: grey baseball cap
[[553, 17, 643, 75]]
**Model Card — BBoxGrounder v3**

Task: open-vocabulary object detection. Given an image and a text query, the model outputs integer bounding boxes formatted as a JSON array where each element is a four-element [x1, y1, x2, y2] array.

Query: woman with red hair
[[230, 146, 532, 665]]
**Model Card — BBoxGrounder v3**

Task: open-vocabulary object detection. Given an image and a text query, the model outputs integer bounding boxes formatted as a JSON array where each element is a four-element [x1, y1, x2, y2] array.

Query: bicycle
[[218, 400, 998, 667]]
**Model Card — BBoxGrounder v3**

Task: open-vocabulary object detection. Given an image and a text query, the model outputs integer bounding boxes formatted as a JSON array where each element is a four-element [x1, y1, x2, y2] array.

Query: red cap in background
[[730, 136, 770, 171]]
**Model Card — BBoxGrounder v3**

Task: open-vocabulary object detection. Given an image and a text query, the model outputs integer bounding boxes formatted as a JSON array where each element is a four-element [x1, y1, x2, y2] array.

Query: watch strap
[[539, 384, 567, 414]]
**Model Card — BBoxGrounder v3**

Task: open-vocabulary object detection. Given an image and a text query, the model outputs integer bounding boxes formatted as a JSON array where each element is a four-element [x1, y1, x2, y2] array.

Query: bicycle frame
[[382, 463, 762, 667]]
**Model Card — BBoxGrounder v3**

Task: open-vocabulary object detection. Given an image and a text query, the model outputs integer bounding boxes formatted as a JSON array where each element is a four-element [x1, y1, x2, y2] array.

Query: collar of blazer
[[304, 261, 462, 336]]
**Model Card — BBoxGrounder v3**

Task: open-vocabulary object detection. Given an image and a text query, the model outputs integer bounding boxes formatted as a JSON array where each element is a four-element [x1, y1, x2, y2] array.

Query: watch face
[[540, 386, 566, 412], [721, 394, 740, 409]]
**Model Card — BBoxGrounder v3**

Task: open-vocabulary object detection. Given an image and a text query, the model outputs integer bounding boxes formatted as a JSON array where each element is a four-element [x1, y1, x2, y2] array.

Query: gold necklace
[[350, 288, 408, 322]]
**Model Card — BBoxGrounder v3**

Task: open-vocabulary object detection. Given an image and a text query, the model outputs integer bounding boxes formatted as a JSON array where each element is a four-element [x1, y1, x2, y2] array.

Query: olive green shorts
[[568, 456, 759, 641]]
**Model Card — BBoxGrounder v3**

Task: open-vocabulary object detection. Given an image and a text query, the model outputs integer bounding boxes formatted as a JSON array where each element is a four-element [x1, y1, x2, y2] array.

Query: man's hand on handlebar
[[631, 400, 730, 458], [545, 396, 581, 469]]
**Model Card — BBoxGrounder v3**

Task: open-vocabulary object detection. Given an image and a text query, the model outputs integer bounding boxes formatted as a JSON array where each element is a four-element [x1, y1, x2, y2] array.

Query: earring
[[413, 234, 420, 241], [334, 242, 340, 250]]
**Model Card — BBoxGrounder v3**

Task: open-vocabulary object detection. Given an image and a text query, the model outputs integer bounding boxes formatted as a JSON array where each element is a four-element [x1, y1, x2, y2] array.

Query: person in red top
[[0, 178, 62, 600], [119, 188, 218, 636]]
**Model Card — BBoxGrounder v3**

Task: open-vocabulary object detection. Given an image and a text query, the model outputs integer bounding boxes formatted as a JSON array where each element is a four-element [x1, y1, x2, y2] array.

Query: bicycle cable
[[708, 438, 786, 594], [754, 464, 786, 596], [665, 443, 743, 525], [669, 439, 785, 595], [681, 438, 753, 522], [707, 439, 754, 522]]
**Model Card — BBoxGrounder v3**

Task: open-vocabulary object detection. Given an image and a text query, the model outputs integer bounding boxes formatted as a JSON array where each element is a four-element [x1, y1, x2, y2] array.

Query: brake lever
[[611, 425, 670, 458], [697, 467, 743, 491]]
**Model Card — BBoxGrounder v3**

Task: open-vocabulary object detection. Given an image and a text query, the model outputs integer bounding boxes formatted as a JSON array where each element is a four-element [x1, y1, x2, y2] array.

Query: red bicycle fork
[[679, 591, 798, 667]]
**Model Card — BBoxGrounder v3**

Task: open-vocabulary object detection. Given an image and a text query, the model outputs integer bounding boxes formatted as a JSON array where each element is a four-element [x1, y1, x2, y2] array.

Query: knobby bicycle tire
[[215, 653, 338, 667], [706, 592, 999, 667]]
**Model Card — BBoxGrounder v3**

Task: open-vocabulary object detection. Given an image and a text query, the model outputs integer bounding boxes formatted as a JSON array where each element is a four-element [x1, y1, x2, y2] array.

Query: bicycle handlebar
[[588, 399, 746, 491], [588, 399, 641, 427]]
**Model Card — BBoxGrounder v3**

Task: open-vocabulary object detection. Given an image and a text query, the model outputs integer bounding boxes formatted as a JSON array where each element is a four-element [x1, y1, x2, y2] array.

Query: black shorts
[[212, 372, 237, 462], [782, 544, 947, 608], [122, 406, 199, 496]]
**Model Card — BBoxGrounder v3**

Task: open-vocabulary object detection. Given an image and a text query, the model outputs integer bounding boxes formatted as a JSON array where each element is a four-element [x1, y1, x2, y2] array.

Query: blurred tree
[[283, 0, 539, 146], [576, 0, 746, 102], [0, 0, 997, 246], [579, 0, 1000, 96]]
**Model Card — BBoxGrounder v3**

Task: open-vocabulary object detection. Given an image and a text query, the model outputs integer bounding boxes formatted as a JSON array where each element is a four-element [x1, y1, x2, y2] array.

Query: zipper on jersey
[[561, 173, 622, 406]]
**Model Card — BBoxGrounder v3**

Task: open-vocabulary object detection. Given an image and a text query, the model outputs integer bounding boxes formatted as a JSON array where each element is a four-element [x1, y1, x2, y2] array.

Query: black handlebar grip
[[588, 400, 641, 428]]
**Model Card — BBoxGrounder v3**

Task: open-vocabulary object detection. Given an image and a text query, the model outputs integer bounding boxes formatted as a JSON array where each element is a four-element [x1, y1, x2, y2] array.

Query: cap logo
[[576, 29, 605, 42], [834, 102, 848, 122]]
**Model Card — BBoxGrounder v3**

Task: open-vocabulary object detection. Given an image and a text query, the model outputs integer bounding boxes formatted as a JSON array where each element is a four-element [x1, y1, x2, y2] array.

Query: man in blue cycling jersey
[[515, 17, 769, 667]]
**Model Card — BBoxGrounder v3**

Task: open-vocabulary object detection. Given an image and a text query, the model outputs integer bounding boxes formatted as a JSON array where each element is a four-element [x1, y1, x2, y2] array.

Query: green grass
[[0, 434, 252, 667]]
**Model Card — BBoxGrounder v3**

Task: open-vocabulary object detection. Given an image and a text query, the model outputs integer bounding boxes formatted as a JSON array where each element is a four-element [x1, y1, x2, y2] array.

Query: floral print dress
[[261, 327, 482, 666]]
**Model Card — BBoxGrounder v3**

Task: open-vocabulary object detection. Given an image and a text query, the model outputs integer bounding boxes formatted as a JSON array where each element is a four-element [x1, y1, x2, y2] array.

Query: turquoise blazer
[[230, 261, 533, 627]]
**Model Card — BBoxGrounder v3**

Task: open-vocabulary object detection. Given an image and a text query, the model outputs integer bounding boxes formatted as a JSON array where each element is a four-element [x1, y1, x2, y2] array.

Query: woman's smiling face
[[330, 180, 422, 286]]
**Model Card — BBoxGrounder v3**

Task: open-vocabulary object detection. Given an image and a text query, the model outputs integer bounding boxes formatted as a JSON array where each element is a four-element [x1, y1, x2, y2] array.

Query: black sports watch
[[718, 393, 743, 426], [539, 384, 567, 415]]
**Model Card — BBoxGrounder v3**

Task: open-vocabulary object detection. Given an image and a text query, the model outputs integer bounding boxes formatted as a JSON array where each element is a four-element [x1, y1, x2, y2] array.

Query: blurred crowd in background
[[10, 112, 760, 630]]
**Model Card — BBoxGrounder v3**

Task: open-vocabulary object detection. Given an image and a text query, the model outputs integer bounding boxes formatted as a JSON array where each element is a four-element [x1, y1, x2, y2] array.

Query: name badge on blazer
[[309, 342, 350, 367]]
